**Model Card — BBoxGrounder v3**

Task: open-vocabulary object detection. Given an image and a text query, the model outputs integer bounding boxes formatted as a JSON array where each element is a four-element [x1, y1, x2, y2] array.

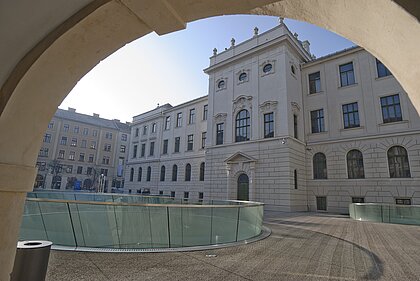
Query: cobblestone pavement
[[46, 212, 420, 280]]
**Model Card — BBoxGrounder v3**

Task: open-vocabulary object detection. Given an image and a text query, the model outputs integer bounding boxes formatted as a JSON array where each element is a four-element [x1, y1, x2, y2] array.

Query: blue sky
[[61, 15, 354, 123]]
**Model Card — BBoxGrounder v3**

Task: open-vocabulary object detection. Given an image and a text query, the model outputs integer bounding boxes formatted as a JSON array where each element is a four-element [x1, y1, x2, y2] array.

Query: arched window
[[172, 165, 178, 181], [129, 168, 134, 182], [313, 153, 327, 179], [347, 150, 365, 179], [235, 109, 250, 142], [388, 146, 411, 178], [185, 163, 191, 181], [137, 167, 142, 181], [160, 166, 165, 181], [146, 166, 151, 181], [199, 162, 205, 181]]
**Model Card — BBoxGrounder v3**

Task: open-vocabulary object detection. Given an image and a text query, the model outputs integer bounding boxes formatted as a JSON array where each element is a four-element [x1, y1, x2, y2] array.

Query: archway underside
[[0, 0, 419, 279]]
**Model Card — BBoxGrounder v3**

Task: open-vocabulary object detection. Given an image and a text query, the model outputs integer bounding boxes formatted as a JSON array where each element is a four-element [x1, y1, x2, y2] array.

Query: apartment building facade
[[35, 108, 130, 192], [126, 21, 420, 213]]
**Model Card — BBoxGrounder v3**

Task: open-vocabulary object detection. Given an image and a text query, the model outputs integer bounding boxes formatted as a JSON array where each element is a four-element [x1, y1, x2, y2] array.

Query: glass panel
[[181, 207, 212, 247], [237, 206, 262, 240], [20, 201, 48, 241], [168, 207, 183, 247], [76, 203, 119, 248], [38, 201, 76, 246], [114, 205, 152, 248], [211, 207, 238, 244], [149, 206, 169, 248]]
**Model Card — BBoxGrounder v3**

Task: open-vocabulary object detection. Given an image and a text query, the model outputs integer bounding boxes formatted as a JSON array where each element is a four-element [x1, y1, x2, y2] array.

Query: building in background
[[35, 108, 130, 192], [124, 20, 420, 213]]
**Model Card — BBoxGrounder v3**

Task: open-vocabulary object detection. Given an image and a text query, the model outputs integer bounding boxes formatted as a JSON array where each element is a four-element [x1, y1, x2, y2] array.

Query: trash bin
[[11, 240, 53, 281]]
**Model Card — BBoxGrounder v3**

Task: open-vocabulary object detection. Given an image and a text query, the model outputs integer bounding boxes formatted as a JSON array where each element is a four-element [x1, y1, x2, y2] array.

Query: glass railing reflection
[[349, 203, 420, 225], [20, 192, 264, 250]]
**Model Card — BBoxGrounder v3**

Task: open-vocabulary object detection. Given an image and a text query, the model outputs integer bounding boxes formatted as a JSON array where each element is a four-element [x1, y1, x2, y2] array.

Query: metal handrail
[[26, 197, 264, 208]]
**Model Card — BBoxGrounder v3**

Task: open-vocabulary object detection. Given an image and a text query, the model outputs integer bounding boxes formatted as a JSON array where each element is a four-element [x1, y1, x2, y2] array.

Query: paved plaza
[[46, 212, 420, 280]]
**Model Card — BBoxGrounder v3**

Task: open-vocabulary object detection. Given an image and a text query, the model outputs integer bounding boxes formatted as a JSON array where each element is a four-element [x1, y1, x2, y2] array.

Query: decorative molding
[[291, 102, 301, 112], [213, 113, 227, 123], [215, 77, 227, 92], [225, 152, 257, 163], [260, 59, 276, 76], [233, 95, 253, 113], [236, 69, 250, 84], [259, 101, 278, 114]]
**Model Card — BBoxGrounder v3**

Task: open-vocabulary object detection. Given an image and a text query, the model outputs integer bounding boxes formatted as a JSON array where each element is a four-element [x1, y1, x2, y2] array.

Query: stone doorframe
[[224, 152, 257, 201]]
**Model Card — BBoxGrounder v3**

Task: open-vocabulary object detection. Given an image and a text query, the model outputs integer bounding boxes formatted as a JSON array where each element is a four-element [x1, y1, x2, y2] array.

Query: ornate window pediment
[[225, 152, 257, 164], [259, 101, 278, 114], [213, 113, 227, 123], [291, 102, 301, 113], [233, 95, 252, 113]]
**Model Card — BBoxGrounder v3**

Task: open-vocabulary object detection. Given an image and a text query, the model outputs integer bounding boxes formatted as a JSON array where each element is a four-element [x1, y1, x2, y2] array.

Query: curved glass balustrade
[[349, 203, 420, 225], [20, 192, 264, 249]]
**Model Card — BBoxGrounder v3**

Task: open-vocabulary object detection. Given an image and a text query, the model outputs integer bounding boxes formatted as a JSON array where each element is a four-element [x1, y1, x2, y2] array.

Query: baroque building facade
[[125, 21, 420, 213], [35, 108, 130, 192]]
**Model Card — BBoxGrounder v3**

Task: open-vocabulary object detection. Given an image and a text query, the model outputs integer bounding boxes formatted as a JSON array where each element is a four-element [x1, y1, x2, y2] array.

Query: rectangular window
[[201, 132, 207, 149], [102, 156, 110, 165], [43, 134, 51, 143], [216, 123, 224, 145], [81, 140, 87, 148], [294, 169, 298, 189], [381, 94, 402, 123], [339, 62, 355, 87], [133, 145, 138, 158], [176, 112, 182, 127], [149, 142, 155, 156], [203, 105, 208, 120], [316, 196, 327, 211], [293, 114, 298, 139], [87, 167, 93, 175], [120, 145, 126, 153], [184, 192, 189, 200], [101, 168, 108, 176], [143, 125, 148, 135], [165, 116, 171, 130], [141, 143, 146, 157], [74, 126, 79, 133], [163, 139, 168, 154], [151, 123, 157, 133], [60, 137, 67, 145], [121, 134, 127, 141], [171, 191, 175, 198], [83, 128, 88, 135], [79, 153, 85, 162], [376, 59, 392, 78], [90, 141, 96, 149], [104, 144, 111, 152], [310, 109, 325, 133], [187, 135, 193, 151], [396, 198, 411, 205], [48, 122, 54, 129], [264, 112, 274, 138], [69, 151, 75, 160], [174, 137, 180, 153], [71, 138, 77, 147], [88, 154, 94, 163], [93, 130, 98, 137], [199, 192, 204, 200], [105, 132, 112, 139], [189, 108, 196, 124], [58, 150, 65, 159], [352, 197, 365, 203], [135, 128, 139, 137], [159, 190, 164, 195], [63, 124, 69, 132], [77, 166, 83, 174], [342, 102, 360, 129], [308, 71, 321, 94]]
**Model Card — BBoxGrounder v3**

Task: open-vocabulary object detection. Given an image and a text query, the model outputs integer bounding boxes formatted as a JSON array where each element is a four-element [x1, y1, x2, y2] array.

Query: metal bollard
[[11, 240, 53, 281]]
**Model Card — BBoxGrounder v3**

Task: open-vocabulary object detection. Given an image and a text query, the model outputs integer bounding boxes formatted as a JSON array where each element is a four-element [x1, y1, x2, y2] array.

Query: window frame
[[339, 62, 356, 87], [346, 149, 365, 179], [235, 109, 250, 142], [313, 152, 327, 179], [342, 102, 360, 129]]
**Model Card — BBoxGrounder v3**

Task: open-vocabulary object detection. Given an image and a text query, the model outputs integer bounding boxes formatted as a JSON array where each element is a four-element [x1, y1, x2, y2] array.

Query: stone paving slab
[[45, 212, 420, 280]]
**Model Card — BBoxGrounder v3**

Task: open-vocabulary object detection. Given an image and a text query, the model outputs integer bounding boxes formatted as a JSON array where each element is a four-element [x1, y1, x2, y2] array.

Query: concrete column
[[0, 163, 36, 281]]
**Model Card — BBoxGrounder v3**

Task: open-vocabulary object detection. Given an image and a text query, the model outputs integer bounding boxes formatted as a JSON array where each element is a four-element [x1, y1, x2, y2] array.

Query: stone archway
[[1, 0, 419, 278]]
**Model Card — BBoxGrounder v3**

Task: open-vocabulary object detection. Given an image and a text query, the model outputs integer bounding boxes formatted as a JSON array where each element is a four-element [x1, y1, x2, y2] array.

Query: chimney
[[93, 113, 100, 118], [68, 107, 76, 112], [302, 40, 311, 54]]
